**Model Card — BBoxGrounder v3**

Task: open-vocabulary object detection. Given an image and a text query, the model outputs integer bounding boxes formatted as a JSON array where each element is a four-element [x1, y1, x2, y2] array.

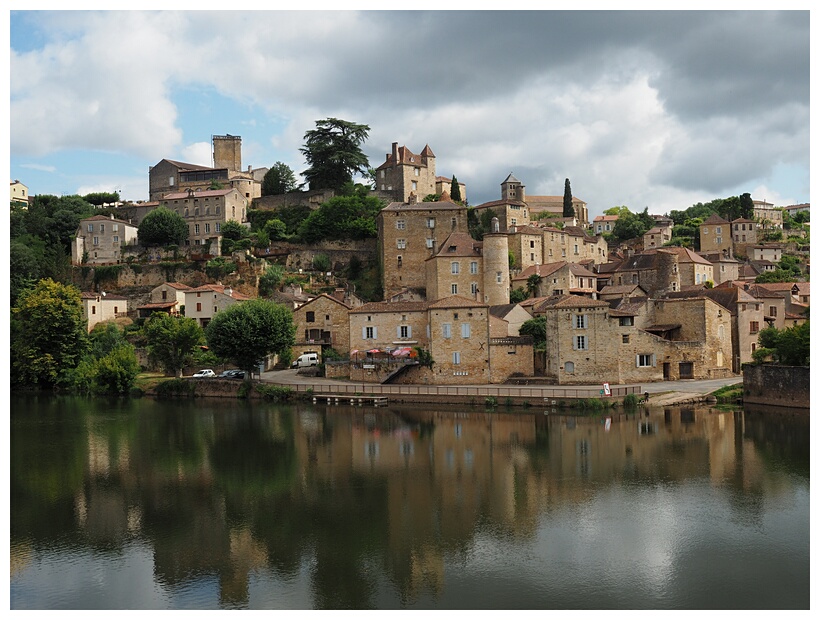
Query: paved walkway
[[260, 368, 742, 405]]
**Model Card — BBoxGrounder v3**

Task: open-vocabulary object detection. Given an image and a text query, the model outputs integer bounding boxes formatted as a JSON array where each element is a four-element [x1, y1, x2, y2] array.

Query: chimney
[[408, 192, 418, 204], [110, 213, 114, 220], [225, 286, 232, 297], [392, 142, 399, 167]]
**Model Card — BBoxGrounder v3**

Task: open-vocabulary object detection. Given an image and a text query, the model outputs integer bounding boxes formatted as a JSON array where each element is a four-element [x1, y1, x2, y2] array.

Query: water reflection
[[10, 396, 809, 610]]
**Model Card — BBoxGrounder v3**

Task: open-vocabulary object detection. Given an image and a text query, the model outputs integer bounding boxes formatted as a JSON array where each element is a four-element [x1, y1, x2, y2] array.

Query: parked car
[[219, 369, 246, 379], [292, 353, 319, 368], [192, 369, 216, 378]]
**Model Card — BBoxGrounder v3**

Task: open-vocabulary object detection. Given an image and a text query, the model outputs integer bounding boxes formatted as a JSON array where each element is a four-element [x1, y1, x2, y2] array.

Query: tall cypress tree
[[563, 178, 574, 218], [450, 176, 462, 203]]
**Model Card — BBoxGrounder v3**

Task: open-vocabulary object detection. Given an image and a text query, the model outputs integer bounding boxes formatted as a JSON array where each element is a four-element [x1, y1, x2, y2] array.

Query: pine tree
[[563, 178, 574, 218], [450, 176, 462, 203]]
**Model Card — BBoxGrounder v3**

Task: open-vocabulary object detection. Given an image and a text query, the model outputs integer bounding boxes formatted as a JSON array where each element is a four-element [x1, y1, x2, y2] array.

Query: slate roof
[[489, 303, 518, 319]]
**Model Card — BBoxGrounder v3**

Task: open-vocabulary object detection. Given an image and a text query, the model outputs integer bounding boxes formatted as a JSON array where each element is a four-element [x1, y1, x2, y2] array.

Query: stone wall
[[742, 365, 810, 408]]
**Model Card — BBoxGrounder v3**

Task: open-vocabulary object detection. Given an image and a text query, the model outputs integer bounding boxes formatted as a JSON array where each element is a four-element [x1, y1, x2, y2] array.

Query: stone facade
[[511, 261, 597, 298], [699, 214, 733, 256], [731, 218, 758, 246], [427, 296, 491, 384], [161, 188, 248, 249], [374, 143, 437, 203], [508, 225, 544, 271], [291, 293, 352, 360], [425, 232, 484, 302], [10, 180, 28, 206], [749, 244, 783, 262], [378, 199, 468, 299], [643, 226, 670, 250], [699, 252, 740, 286], [183, 284, 250, 328], [72, 215, 139, 265], [434, 176, 467, 203], [348, 301, 430, 355], [81, 292, 129, 332], [489, 336, 534, 383], [541, 226, 608, 265]]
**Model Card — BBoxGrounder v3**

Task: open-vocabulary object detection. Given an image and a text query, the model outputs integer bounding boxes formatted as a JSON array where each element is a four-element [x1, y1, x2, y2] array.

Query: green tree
[[263, 218, 288, 240], [138, 207, 188, 246], [526, 273, 542, 298], [755, 269, 799, 284], [563, 178, 574, 218], [509, 288, 528, 303], [262, 162, 298, 196], [757, 323, 810, 366], [300, 118, 371, 191], [144, 313, 204, 377], [92, 344, 140, 394], [519, 316, 547, 350], [83, 191, 120, 206], [450, 176, 462, 203], [423, 193, 442, 202], [739, 192, 754, 219], [11, 278, 89, 388], [258, 264, 286, 297], [204, 300, 296, 375], [297, 183, 383, 242], [220, 219, 248, 241], [604, 205, 631, 217], [313, 253, 331, 272]]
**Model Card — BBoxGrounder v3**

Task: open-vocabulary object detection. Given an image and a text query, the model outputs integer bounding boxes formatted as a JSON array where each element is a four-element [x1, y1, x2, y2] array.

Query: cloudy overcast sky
[[8, 9, 810, 219]]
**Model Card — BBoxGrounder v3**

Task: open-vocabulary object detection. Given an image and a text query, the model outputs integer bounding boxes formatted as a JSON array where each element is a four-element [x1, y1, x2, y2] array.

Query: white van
[[292, 353, 319, 368]]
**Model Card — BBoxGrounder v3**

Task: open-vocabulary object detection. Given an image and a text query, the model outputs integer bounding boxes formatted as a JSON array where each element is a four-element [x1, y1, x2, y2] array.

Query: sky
[[7, 8, 812, 220]]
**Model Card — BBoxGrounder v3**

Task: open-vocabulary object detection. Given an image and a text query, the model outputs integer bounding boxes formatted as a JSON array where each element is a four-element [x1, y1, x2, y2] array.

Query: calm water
[[10, 394, 809, 610]]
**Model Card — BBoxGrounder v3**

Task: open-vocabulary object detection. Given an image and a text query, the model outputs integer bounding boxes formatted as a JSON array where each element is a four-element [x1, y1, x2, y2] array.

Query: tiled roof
[[568, 263, 598, 277], [350, 301, 429, 314], [489, 303, 518, 318], [137, 301, 178, 310], [381, 200, 464, 212], [431, 232, 482, 258], [163, 282, 191, 290], [502, 173, 521, 184], [375, 144, 434, 170], [427, 295, 488, 309], [511, 262, 566, 282], [162, 189, 234, 200], [593, 215, 619, 222], [80, 292, 128, 300], [533, 294, 609, 312], [185, 284, 251, 300], [702, 213, 729, 225], [296, 293, 352, 311], [599, 284, 644, 295], [161, 159, 216, 171], [80, 214, 136, 226], [473, 199, 527, 209]]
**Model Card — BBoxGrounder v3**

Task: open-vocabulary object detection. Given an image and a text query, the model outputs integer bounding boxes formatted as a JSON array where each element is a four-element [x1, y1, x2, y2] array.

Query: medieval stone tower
[[212, 134, 242, 172], [501, 173, 525, 202], [482, 217, 511, 306]]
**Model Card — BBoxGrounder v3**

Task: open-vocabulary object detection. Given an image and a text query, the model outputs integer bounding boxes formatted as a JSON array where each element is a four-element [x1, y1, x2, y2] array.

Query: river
[[9, 394, 809, 609]]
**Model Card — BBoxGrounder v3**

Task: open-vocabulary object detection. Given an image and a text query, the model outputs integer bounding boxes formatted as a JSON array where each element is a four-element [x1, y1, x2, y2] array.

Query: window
[[574, 244, 579, 255], [716, 226, 722, 235], [461, 323, 471, 338], [531, 253, 535, 261], [442, 323, 452, 338], [622, 334, 630, 344], [93, 236, 99, 245], [716, 237, 722, 244], [397, 239, 406, 249], [696, 273, 701, 284], [452, 351, 461, 365], [169, 176, 175, 186], [396, 219, 406, 230], [399, 325, 411, 338], [471, 282, 478, 295], [530, 240, 535, 248], [113, 224, 119, 232], [575, 314, 587, 329], [496, 271, 502, 283], [703, 227, 709, 234], [769, 306, 777, 317], [113, 236, 119, 243], [411, 181, 417, 191], [414, 167, 420, 176], [91, 306, 96, 315], [196, 302, 202, 312], [306, 311, 315, 323], [451, 284, 458, 295], [364, 326, 376, 339], [216, 206, 220, 215], [214, 306, 218, 313], [205, 223, 210, 233], [565, 361, 574, 373], [162, 290, 167, 301], [636, 354, 654, 367], [99, 224, 105, 233], [451, 261, 460, 274], [87, 224, 93, 232], [397, 256, 402, 268], [575, 336, 587, 350], [426, 238, 435, 249], [470, 261, 478, 274], [511, 218, 517, 227], [618, 316, 634, 327], [194, 224, 200, 235], [427, 218, 436, 228]]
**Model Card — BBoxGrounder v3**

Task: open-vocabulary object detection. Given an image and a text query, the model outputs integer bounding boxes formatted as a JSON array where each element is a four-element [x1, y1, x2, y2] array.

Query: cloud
[[20, 163, 57, 173], [10, 11, 809, 215], [179, 142, 212, 167]]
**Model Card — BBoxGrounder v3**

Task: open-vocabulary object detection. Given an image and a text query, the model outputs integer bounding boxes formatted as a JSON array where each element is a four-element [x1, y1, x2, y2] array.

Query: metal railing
[[279, 381, 641, 400]]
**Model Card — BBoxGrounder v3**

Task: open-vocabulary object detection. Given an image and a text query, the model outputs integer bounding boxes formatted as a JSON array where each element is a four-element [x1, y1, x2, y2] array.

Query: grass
[[711, 383, 743, 404], [134, 371, 169, 393]]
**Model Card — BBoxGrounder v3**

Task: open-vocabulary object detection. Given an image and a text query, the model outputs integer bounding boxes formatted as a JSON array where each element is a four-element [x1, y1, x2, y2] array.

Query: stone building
[[592, 214, 618, 235], [753, 200, 783, 229], [511, 261, 598, 299], [72, 214, 139, 265], [731, 217, 758, 248], [526, 194, 589, 226], [472, 174, 531, 233], [611, 247, 713, 295], [183, 284, 250, 328], [508, 224, 544, 272], [10, 180, 29, 207], [699, 214, 733, 256], [643, 226, 671, 250], [81, 292, 129, 332], [435, 176, 467, 203], [749, 244, 783, 262], [136, 282, 191, 318], [378, 197, 469, 299], [427, 296, 491, 384], [348, 300, 430, 356], [374, 143, 437, 203], [541, 225, 608, 265], [148, 135, 261, 202], [698, 251, 741, 286], [291, 293, 352, 361], [160, 188, 248, 250], [425, 232, 484, 302]]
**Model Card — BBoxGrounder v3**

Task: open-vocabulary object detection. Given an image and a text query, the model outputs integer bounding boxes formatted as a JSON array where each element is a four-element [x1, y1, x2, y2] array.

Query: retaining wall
[[742, 365, 810, 408]]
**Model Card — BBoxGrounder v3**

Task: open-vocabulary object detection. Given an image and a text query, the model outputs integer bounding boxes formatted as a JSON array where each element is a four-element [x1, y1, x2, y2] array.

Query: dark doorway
[[663, 362, 671, 380], [679, 362, 694, 379]]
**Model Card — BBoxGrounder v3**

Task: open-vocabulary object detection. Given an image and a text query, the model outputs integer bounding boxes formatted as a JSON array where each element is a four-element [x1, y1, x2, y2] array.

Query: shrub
[[485, 396, 498, 408], [623, 393, 638, 408], [155, 378, 196, 399], [254, 384, 292, 402]]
